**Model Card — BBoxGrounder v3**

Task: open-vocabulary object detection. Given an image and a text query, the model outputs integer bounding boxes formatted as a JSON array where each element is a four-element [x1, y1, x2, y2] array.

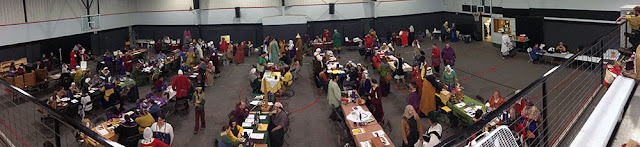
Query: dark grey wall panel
[[443, 12, 482, 40], [133, 25, 200, 43], [200, 24, 262, 45], [543, 20, 617, 52], [375, 12, 445, 42], [263, 24, 307, 42], [94, 27, 129, 54]]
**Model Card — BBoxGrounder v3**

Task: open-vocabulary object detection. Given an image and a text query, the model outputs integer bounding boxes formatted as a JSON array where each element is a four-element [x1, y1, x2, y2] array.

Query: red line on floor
[[289, 79, 322, 113], [390, 84, 410, 96], [238, 85, 249, 102], [460, 59, 515, 82], [549, 85, 600, 145], [0, 118, 29, 147]]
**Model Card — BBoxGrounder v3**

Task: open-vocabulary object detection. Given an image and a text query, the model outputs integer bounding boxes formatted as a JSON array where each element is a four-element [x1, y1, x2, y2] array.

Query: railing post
[[542, 81, 549, 146], [54, 120, 61, 147]]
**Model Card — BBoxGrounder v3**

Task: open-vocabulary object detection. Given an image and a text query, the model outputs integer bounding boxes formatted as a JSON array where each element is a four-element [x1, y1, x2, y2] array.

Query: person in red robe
[[234, 41, 246, 63], [365, 34, 374, 48], [369, 79, 385, 123], [171, 70, 191, 100], [69, 50, 77, 68], [411, 66, 423, 94], [323, 29, 332, 41], [219, 38, 228, 55], [401, 30, 409, 47], [123, 51, 133, 72], [431, 44, 441, 73]]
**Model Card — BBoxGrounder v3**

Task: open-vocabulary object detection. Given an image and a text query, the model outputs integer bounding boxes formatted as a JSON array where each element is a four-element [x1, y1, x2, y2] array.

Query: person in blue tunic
[[451, 23, 458, 42]]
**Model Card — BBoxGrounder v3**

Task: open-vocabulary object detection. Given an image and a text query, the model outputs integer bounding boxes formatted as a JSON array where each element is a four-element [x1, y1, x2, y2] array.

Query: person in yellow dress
[[555, 42, 567, 53], [279, 68, 293, 91]]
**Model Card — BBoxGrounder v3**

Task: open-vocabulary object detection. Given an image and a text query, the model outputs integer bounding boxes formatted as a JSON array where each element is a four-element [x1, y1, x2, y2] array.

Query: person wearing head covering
[[441, 21, 449, 42], [420, 72, 436, 116], [206, 61, 215, 86], [193, 87, 206, 134], [400, 29, 409, 47], [401, 105, 423, 146], [332, 29, 342, 54], [135, 109, 156, 134], [114, 114, 139, 146], [442, 65, 457, 89], [423, 111, 443, 147], [295, 35, 305, 63], [150, 114, 174, 145], [442, 43, 455, 66], [269, 39, 280, 63], [139, 127, 170, 147], [519, 100, 540, 144], [556, 42, 567, 53], [286, 40, 295, 59], [171, 70, 192, 101], [219, 38, 229, 56], [269, 102, 288, 147]]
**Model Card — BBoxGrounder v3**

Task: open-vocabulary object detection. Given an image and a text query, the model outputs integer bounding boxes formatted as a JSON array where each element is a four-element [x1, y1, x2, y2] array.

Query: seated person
[[488, 90, 506, 110], [251, 73, 262, 94], [556, 42, 567, 53], [423, 111, 443, 147], [157, 52, 167, 61], [180, 63, 191, 73], [7, 62, 16, 77], [146, 100, 161, 119], [279, 54, 292, 66], [280, 69, 293, 90], [69, 82, 81, 94], [232, 101, 250, 123], [529, 44, 543, 63], [135, 109, 156, 134], [114, 114, 139, 147], [88, 74, 103, 89], [107, 101, 126, 119], [228, 120, 245, 141], [99, 67, 111, 83], [218, 125, 244, 147], [154, 77, 165, 93], [313, 36, 323, 43], [48, 89, 65, 109], [473, 109, 483, 122], [101, 82, 115, 106], [16, 64, 26, 75], [318, 69, 330, 89], [34, 61, 45, 70]]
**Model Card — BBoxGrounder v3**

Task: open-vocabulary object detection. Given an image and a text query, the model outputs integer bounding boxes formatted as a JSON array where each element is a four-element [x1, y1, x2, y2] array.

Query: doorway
[[482, 17, 492, 42]]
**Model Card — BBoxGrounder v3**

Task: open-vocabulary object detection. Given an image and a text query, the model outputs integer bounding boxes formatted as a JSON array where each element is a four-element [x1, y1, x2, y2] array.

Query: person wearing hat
[[556, 42, 567, 53], [138, 127, 170, 147], [100, 67, 111, 83], [114, 114, 139, 146], [106, 101, 126, 119], [294, 34, 305, 63], [269, 102, 288, 147], [135, 108, 156, 134], [331, 29, 342, 54], [420, 71, 437, 116], [193, 87, 206, 134], [171, 70, 192, 102]]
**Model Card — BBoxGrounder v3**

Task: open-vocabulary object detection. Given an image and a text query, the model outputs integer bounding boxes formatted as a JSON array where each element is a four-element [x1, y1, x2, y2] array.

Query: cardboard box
[[24, 72, 36, 87], [14, 75, 24, 89]]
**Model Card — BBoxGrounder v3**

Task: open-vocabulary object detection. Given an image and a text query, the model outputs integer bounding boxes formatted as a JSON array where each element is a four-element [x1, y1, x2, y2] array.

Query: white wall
[[447, 0, 640, 13], [136, 0, 193, 11], [25, 0, 97, 22], [0, 0, 25, 25], [100, 0, 136, 14], [203, 0, 281, 8], [287, 0, 365, 6]]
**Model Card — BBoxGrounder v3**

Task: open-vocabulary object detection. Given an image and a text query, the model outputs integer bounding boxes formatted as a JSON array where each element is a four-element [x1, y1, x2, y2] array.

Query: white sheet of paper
[[372, 130, 386, 137], [360, 141, 372, 147], [241, 122, 252, 128], [96, 128, 109, 136], [250, 133, 265, 139], [250, 100, 260, 105], [80, 61, 87, 69], [259, 115, 267, 120]]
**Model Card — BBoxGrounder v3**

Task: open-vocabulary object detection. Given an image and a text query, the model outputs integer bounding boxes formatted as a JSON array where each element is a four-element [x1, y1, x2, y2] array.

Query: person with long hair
[[369, 79, 385, 123], [401, 105, 423, 147], [227, 120, 244, 141]]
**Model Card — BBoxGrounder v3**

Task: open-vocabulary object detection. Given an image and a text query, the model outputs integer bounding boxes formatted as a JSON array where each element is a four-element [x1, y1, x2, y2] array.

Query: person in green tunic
[[218, 125, 243, 147], [441, 65, 457, 89], [332, 29, 343, 54], [257, 52, 268, 72], [268, 39, 280, 63]]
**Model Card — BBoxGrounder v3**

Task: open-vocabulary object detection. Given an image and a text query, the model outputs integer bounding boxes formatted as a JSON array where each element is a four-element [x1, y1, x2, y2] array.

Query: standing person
[[193, 87, 206, 134], [441, 21, 449, 42], [617, 6, 640, 50], [138, 127, 171, 147], [294, 35, 305, 63], [378, 58, 393, 96], [401, 105, 424, 147], [150, 114, 174, 145], [407, 82, 421, 113], [234, 41, 246, 63], [431, 44, 441, 73], [412, 66, 424, 94], [278, 38, 286, 54], [287, 40, 296, 59], [451, 23, 458, 42], [401, 30, 409, 47], [327, 75, 342, 120], [395, 53, 406, 89], [206, 61, 215, 86], [263, 35, 271, 53], [183, 30, 192, 45], [441, 43, 456, 67], [269, 102, 288, 147], [69, 49, 77, 68], [420, 73, 436, 116], [409, 25, 416, 45], [269, 39, 280, 63], [323, 29, 332, 42], [441, 65, 457, 89], [501, 31, 512, 59], [123, 51, 133, 73], [332, 29, 343, 54], [219, 38, 229, 60], [369, 79, 384, 123], [171, 70, 191, 103], [196, 60, 207, 88]]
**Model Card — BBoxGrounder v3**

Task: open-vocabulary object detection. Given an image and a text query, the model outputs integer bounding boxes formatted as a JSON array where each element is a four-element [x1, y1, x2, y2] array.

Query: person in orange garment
[[420, 73, 436, 116], [488, 90, 506, 110]]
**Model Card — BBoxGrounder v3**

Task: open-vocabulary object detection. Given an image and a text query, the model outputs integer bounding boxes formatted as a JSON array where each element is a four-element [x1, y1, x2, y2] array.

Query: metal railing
[[438, 21, 626, 146], [0, 79, 123, 147]]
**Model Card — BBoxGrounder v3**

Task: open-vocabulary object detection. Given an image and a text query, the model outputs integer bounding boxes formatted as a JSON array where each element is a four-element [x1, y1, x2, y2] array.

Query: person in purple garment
[[407, 81, 421, 114], [441, 43, 456, 67]]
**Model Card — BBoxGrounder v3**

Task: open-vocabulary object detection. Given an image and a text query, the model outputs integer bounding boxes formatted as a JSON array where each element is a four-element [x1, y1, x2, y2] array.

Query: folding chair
[[527, 47, 533, 62]]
